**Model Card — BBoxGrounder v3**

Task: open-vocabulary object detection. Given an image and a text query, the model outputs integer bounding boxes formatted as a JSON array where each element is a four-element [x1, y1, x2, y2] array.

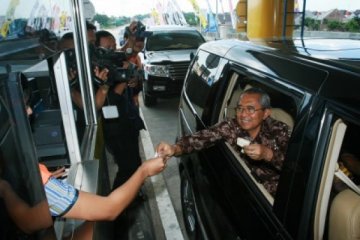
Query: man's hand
[[156, 142, 178, 158], [243, 144, 273, 161]]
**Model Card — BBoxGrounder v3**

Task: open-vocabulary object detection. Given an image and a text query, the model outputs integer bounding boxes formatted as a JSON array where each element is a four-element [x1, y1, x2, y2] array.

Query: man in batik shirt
[[156, 87, 291, 197]]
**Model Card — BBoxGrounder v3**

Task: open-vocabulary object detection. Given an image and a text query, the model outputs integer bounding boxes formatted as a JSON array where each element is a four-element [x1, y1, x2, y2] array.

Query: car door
[[204, 70, 302, 240], [180, 61, 304, 239]]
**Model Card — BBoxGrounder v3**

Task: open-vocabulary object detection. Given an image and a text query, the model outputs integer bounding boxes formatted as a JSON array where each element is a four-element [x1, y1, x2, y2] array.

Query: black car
[[178, 38, 360, 240], [142, 25, 205, 107]]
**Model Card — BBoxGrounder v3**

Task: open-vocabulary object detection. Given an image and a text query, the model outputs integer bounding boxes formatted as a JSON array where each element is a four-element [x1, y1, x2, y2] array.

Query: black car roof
[[199, 38, 360, 113]]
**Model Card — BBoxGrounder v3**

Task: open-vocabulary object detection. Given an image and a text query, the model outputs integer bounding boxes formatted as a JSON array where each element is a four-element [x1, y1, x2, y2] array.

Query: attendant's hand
[[141, 157, 167, 177], [243, 144, 273, 161], [50, 167, 66, 179]]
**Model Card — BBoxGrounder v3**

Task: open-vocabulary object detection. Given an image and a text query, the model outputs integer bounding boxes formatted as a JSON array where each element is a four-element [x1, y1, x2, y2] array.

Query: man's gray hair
[[239, 87, 271, 108]]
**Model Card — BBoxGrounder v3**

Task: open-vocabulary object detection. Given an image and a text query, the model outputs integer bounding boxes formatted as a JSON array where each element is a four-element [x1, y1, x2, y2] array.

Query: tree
[[327, 20, 344, 31], [304, 17, 320, 30], [93, 14, 111, 27], [345, 17, 360, 32]]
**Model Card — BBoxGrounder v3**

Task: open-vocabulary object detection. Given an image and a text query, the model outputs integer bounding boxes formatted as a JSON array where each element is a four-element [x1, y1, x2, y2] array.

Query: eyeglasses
[[235, 106, 264, 114]]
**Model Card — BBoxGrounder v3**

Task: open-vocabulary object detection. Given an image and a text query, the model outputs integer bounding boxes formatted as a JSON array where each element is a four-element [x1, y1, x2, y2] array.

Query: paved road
[[107, 95, 187, 240], [106, 27, 187, 239], [139, 96, 188, 240]]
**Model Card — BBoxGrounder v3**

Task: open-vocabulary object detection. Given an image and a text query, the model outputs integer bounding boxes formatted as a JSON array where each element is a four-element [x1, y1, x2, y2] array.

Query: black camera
[[64, 46, 143, 87], [124, 21, 152, 41], [91, 47, 143, 86]]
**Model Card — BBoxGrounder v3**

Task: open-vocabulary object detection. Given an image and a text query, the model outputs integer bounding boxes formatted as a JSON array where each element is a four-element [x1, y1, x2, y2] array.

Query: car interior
[[221, 72, 360, 240], [327, 123, 360, 240], [218, 72, 298, 204]]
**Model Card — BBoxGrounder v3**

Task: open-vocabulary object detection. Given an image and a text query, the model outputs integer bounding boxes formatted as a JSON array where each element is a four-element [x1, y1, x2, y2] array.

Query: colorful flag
[[187, 0, 207, 28], [204, 0, 218, 33]]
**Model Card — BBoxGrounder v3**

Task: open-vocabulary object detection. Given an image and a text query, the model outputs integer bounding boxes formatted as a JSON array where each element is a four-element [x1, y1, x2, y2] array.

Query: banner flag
[[204, 0, 218, 33], [187, 0, 207, 28]]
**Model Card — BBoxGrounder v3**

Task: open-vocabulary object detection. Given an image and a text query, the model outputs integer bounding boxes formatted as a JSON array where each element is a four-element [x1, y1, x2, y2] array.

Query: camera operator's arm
[[123, 60, 140, 89], [94, 66, 111, 110], [67, 67, 85, 109], [120, 21, 138, 52], [114, 82, 127, 96], [71, 88, 84, 109]]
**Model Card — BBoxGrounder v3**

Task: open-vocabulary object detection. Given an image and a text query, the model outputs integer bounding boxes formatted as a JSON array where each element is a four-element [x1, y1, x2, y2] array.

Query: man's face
[[236, 93, 270, 136], [87, 29, 96, 45], [99, 36, 116, 50]]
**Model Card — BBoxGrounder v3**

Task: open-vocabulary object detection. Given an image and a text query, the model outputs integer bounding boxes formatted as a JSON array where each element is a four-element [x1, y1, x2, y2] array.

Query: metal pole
[[216, 0, 220, 38], [301, 0, 306, 38], [69, 0, 97, 125]]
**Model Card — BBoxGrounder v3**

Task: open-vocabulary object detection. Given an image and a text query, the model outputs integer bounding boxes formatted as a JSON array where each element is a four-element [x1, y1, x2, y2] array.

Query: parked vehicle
[[142, 25, 205, 107], [178, 38, 360, 240]]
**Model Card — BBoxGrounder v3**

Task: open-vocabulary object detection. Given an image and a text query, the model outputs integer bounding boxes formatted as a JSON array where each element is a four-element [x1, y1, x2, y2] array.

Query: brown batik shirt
[[176, 117, 291, 197]]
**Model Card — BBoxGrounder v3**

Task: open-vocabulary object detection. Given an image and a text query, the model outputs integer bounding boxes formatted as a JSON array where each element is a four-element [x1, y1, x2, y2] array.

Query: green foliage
[[327, 20, 344, 31], [304, 17, 320, 30], [345, 17, 360, 32], [93, 13, 150, 28], [93, 14, 111, 27], [304, 16, 360, 33]]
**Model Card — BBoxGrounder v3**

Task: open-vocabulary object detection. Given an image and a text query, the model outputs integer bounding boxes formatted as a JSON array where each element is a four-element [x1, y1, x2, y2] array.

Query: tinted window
[[146, 31, 205, 51], [185, 51, 221, 116], [220, 72, 300, 202]]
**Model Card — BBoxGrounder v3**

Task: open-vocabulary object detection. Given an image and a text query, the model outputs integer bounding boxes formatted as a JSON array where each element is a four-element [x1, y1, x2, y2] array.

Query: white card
[[102, 105, 119, 119], [237, 137, 251, 147]]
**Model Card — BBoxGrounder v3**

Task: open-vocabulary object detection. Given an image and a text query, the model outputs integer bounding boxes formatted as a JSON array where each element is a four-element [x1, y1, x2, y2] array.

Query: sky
[[91, 0, 360, 18]]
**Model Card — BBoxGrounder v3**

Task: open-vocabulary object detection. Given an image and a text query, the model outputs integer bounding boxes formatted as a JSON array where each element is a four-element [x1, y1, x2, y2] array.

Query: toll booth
[[0, 0, 110, 239]]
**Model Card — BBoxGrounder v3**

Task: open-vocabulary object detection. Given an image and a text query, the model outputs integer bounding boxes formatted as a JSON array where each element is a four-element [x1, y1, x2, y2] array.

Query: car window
[[146, 31, 205, 51], [219, 71, 299, 203], [316, 119, 360, 240], [184, 50, 222, 117]]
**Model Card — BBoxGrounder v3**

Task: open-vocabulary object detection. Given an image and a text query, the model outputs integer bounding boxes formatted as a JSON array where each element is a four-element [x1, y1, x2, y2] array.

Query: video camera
[[91, 47, 143, 86], [124, 21, 152, 41], [64, 46, 144, 87]]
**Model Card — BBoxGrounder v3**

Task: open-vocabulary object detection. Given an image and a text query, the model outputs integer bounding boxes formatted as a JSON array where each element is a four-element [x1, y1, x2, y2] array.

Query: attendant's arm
[[156, 121, 233, 157], [0, 180, 52, 234]]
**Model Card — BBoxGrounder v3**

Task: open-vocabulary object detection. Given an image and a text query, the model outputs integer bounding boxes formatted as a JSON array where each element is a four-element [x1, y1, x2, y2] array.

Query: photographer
[[120, 21, 147, 54], [59, 32, 110, 142], [94, 30, 145, 192]]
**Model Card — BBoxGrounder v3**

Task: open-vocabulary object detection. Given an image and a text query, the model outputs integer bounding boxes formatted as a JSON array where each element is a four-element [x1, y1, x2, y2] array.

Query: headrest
[[329, 189, 360, 240], [270, 108, 294, 131]]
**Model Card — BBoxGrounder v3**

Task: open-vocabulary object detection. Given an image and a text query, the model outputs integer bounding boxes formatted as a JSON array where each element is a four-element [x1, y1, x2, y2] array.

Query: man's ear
[[263, 108, 271, 120]]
